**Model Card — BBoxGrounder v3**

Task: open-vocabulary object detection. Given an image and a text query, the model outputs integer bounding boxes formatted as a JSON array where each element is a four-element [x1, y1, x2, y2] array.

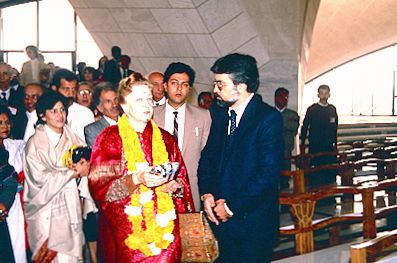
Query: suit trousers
[[0, 221, 15, 263], [212, 218, 274, 263]]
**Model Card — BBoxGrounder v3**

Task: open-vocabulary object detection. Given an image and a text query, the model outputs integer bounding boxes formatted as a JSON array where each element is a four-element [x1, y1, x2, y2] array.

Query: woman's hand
[[161, 180, 182, 194], [132, 168, 167, 188]]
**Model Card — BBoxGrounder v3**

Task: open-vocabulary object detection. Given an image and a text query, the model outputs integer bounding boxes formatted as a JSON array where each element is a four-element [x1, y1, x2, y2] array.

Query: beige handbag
[[179, 212, 219, 262]]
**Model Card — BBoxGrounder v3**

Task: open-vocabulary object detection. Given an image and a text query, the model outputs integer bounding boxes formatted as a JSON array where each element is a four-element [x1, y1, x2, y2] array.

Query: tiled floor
[[273, 240, 397, 263]]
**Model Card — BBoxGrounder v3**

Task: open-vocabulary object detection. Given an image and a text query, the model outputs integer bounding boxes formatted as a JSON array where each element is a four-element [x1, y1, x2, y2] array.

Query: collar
[[154, 96, 166, 106], [1, 87, 11, 98], [318, 101, 329, 107], [103, 115, 118, 125], [228, 93, 254, 118], [276, 106, 286, 112], [165, 100, 186, 113]]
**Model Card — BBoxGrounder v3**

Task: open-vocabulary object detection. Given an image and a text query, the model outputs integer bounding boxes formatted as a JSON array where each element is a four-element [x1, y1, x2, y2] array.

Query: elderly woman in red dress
[[88, 72, 194, 262]]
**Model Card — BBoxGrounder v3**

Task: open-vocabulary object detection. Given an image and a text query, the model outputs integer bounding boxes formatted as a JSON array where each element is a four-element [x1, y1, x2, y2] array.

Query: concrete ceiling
[[66, 0, 397, 100], [306, 0, 397, 81]]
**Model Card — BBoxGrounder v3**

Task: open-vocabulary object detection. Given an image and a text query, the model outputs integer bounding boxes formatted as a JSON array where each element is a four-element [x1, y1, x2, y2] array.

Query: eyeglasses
[[169, 80, 190, 89], [213, 80, 238, 90], [0, 120, 11, 126], [78, 90, 92, 96]]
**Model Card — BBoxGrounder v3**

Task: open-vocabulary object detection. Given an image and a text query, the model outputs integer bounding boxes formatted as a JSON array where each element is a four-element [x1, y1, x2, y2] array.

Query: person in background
[[119, 55, 133, 79], [83, 66, 99, 86], [88, 73, 194, 262], [0, 105, 27, 263], [153, 62, 211, 209], [76, 62, 86, 82], [300, 84, 338, 186], [12, 83, 43, 140], [52, 68, 95, 142], [198, 53, 283, 263], [39, 68, 52, 90], [84, 82, 120, 147], [76, 81, 94, 109], [103, 46, 122, 85], [97, 56, 108, 81], [274, 87, 299, 189], [198, 91, 213, 110], [0, 63, 24, 114], [148, 71, 166, 107], [24, 91, 96, 262], [0, 146, 18, 263], [20, 45, 47, 87]]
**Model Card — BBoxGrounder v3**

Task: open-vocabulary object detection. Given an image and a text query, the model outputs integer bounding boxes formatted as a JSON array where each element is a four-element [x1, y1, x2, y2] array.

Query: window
[[303, 45, 397, 116], [0, 0, 102, 71]]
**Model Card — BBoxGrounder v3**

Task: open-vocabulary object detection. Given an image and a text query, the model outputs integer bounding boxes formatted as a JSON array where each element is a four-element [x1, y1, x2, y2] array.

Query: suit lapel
[[156, 105, 166, 128], [226, 95, 260, 154], [99, 117, 110, 130]]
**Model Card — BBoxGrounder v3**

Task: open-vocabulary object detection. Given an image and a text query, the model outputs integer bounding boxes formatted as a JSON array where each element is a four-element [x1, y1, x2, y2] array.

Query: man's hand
[[214, 199, 232, 222], [202, 193, 219, 225]]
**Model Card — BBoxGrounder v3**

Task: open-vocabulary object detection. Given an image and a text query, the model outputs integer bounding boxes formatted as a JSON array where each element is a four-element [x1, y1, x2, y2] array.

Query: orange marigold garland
[[118, 114, 176, 256]]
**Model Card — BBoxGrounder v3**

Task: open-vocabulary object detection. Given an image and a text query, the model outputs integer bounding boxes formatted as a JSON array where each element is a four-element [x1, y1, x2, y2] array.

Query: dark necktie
[[173, 111, 178, 143], [229, 110, 237, 135], [123, 69, 128, 78], [0, 92, 7, 105]]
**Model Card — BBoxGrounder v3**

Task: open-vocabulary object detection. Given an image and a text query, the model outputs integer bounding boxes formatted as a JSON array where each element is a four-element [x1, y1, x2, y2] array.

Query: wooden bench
[[350, 229, 397, 263], [279, 178, 397, 254]]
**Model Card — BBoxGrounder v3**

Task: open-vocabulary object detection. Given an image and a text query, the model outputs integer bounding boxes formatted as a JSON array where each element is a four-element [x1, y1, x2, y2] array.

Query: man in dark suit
[[198, 53, 284, 263], [0, 63, 24, 115], [274, 87, 299, 189], [119, 55, 133, 79], [84, 82, 120, 147], [103, 46, 122, 85]]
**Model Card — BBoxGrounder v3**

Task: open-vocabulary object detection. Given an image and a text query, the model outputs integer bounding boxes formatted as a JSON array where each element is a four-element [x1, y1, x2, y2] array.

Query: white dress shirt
[[227, 93, 254, 134], [24, 110, 38, 142], [154, 96, 166, 107], [103, 115, 117, 125], [164, 101, 186, 150], [67, 102, 95, 142]]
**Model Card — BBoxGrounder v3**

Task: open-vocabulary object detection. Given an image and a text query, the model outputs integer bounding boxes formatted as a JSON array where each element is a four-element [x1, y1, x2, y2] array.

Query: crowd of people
[[0, 44, 338, 263]]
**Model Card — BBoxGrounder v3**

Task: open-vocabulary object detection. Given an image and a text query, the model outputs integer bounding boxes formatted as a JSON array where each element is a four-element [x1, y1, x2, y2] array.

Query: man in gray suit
[[84, 82, 120, 147], [153, 62, 211, 210]]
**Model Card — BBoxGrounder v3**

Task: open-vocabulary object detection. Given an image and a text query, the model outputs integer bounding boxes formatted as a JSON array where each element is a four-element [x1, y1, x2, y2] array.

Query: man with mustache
[[52, 69, 95, 142]]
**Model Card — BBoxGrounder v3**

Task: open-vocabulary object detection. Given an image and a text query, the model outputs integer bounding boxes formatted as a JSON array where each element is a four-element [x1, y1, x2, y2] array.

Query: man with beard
[[52, 69, 95, 142], [84, 82, 120, 147], [198, 53, 283, 263]]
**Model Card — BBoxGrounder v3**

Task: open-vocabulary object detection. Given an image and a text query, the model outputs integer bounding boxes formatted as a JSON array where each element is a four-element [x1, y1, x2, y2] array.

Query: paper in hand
[[150, 162, 180, 181]]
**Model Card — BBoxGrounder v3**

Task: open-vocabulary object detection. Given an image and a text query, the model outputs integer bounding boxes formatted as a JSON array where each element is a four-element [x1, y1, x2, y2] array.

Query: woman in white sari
[[24, 91, 96, 263]]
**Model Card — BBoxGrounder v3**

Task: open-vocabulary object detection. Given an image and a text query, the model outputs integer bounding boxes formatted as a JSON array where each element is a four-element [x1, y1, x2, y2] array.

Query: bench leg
[[291, 201, 316, 254]]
